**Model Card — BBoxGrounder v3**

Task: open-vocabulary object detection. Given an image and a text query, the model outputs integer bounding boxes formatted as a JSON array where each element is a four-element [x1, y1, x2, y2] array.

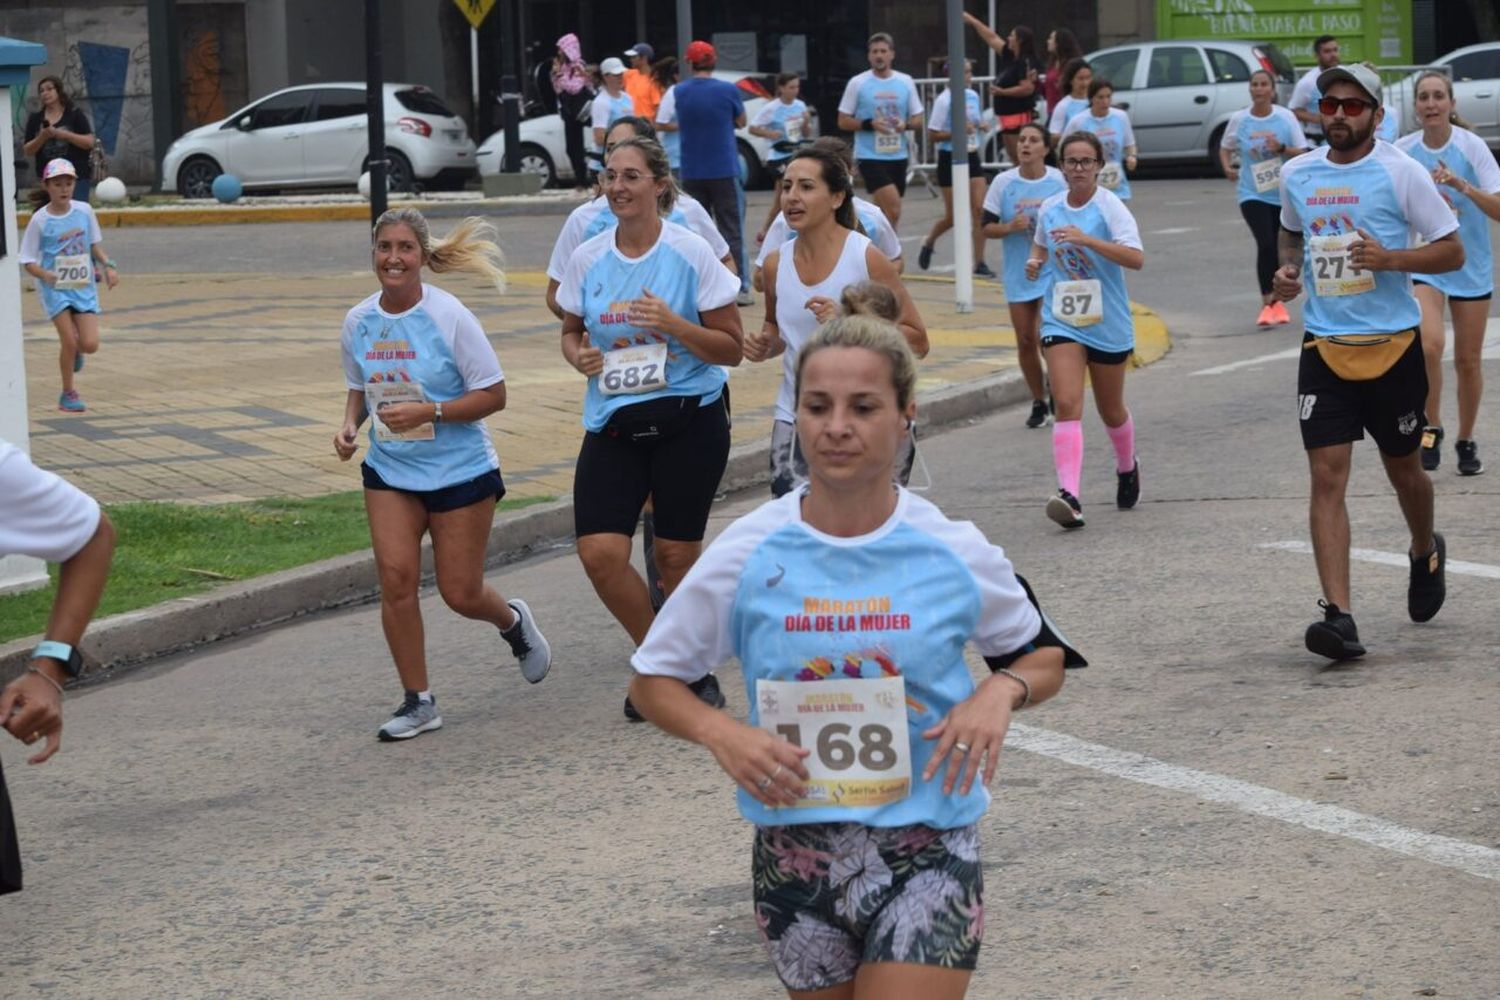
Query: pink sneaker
[[1270, 301, 1291, 325], [1256, 304, 1275, 327]]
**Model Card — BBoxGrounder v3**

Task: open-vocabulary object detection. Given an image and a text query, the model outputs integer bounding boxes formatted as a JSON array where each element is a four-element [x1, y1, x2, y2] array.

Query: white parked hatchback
[[161, 83, 476, 197]]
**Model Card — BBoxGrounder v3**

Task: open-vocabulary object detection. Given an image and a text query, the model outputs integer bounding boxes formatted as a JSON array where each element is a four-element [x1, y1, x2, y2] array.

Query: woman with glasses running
[[1396, 70, 1500, 476], [1026, 132, 1145, 529], [1220, 69, 1309, 329]]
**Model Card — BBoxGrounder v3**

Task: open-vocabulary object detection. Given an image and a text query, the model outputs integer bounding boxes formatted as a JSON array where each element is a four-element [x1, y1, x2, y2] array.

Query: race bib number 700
[[757, 676, 912, 808], [53, 253, 91, 290]]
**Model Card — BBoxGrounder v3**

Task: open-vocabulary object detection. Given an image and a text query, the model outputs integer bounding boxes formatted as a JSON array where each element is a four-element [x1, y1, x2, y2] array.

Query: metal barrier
[[902, 75, 1050, 193]]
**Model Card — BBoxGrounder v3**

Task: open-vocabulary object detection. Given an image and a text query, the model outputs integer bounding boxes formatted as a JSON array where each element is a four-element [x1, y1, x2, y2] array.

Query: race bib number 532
[[757, 676, 911, 808], [600, 342, 667, 395]]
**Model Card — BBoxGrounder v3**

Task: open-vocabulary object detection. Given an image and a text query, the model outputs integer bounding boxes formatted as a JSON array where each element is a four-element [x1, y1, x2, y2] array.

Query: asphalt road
[[4, 180, 1498, 998]]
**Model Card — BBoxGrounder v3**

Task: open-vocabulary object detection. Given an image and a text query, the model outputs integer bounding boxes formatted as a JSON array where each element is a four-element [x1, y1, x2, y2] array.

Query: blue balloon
[[211, 173, 243, 203]]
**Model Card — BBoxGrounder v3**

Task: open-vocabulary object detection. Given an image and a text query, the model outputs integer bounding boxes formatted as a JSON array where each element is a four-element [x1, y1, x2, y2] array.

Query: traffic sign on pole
[[453, 0, 496, 31]]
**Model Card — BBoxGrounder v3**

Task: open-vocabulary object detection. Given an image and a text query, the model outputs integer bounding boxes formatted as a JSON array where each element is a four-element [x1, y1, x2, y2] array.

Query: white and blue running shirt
[[755, 196, 902, 268], [1033, 186, 1143, 353], [1064, 108, 1136, 200], [929, 86, 982, 154], [632, 487, 1051, 830], [1280, 143, 1460, 336], [983, 166, 1067, 303], [655, 85, 681, 170], [1396, 126, 1500, 299], [1376, 105, 1400, 144], [341, 284, 504, 491], [750, 97, 810, 159], [1289, 67, 1323, 138], [1220, 105, 1308, 206], [18, 201, 102, 319], [556, 221, 740, 432], [1047, 96, 1089, 137], [838, 69, 923, 161], [546, 193, 730, 281]]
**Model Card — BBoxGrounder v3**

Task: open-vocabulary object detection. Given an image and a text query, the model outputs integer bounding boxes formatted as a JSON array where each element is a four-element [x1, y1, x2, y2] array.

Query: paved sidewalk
[[20, 270, 1167, 504]]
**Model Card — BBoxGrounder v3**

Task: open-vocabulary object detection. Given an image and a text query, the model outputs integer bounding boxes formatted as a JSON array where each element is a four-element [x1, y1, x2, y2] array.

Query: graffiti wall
[[7, 4, 155, 187]]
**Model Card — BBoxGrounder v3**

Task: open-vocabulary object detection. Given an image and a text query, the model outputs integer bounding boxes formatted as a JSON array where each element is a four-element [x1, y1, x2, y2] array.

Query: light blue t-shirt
[[1064, 108, 1136, 201], [838, 69, 923, 161], [1034, 187, 1144, 352], [931, 87, 981, 154], [1280, 143, 1461, 336], [1220, 105, 1308, 206], [752, 97, 810, 161], [18, 201, 101, 319], [546, 195, 729, 281], [1048, 96, 1089, 137], [983, 166, 1067, 303], [340, 285, 504, 492], [556, 221, 741, 431], [1377, 106, 1400, 144], [1395, 127, 1500, 299], [655, 84, 682, 169], [633, 488, 1067, 830]]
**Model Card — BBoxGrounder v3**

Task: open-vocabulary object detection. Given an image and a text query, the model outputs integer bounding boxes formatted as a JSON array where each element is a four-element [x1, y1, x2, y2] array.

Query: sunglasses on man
[[1318, 96, 1376, 116]]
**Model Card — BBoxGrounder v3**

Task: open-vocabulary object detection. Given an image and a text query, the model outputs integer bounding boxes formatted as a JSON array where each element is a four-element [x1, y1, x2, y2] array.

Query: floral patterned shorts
[[752, 822, 984, 992]]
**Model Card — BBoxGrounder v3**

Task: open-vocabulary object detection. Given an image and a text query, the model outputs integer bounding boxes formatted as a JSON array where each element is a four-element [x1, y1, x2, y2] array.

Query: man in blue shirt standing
[[675, 40, 752, 304]]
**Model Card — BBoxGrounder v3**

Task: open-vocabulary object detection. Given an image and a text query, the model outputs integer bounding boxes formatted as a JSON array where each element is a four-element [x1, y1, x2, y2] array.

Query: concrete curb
[[0, 312, 1170, 689], [17, 195, 585, 230]]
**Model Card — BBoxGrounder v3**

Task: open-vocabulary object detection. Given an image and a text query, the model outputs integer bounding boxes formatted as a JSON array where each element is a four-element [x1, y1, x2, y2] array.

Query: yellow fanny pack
[[1307, 329, 1416, 381]]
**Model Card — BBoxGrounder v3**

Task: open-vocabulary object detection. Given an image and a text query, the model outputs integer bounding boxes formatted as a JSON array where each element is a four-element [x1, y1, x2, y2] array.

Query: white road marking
[[1259, 540, 1500, 579], [1149, 226, 1198, 235], [1190, 346, 1300, 376], [1008, 723, 1500, 882], [1192, 324, 1500, 377]]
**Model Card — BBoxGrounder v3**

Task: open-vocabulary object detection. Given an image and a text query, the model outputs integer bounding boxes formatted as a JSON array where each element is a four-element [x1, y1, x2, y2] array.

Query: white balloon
[[358, 171, 372, 199], [94, 176, 128, 204]]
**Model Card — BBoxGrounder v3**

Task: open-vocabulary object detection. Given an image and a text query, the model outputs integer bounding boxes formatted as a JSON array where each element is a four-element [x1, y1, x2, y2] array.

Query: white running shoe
[[377, 693, 442, 741], [501, 598, 552, 683]]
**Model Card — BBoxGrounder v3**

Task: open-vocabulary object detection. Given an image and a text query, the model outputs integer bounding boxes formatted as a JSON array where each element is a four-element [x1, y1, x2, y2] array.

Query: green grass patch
[[0, 491, 550, 644]]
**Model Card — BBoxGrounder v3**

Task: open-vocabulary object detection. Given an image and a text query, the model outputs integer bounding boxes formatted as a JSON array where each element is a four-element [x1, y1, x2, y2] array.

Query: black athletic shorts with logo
[[1297, 330, 1427, 455]]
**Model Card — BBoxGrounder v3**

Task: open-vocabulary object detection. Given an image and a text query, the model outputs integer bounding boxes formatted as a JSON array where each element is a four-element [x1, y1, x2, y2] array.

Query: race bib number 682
[[600, 342, 668, 395]]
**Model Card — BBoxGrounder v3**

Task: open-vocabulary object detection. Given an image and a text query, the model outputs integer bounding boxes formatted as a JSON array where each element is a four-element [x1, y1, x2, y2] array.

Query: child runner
[[19, 159, 118, 413]]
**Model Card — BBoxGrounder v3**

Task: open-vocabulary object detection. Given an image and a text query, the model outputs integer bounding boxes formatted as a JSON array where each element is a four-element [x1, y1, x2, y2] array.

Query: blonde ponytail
[[373, 209, 507, 294]]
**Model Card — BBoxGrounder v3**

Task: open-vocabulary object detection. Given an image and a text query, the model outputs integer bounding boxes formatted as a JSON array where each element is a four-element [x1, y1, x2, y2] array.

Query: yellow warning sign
[[453, 0, 496, 30]]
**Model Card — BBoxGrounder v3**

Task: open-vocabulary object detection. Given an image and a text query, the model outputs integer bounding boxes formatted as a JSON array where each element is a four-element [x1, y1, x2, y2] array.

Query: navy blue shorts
[[361, 463, 505, 513]]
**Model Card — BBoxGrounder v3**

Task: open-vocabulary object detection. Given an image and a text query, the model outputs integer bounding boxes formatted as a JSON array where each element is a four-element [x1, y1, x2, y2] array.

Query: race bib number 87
[[758, 676, 911, 808], [1052, 278, 1104, 327]]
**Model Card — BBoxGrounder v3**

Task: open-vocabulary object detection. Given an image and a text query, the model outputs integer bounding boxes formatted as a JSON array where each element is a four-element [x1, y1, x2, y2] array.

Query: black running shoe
[[688, 673, 727, 709], [1045, 489, 1085, 529], [1408, 532, 1446, 623], [1455, 439, 1484, 476], [1304, 600, 1366, 661], [623, 695, 646, 722], [1116, 460, 1140, 510], [1420, 426, 1444, 471], [1025, 399, 1048, 428], [918, 243, 934, 270], [974, 261, 996, 278]]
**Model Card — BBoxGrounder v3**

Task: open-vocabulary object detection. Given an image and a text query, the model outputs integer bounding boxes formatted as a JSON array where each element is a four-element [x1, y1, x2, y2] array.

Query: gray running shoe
[[1046, 489, 1085, 529], [377, 692, 442, 742], [501, 598, 552, 683]]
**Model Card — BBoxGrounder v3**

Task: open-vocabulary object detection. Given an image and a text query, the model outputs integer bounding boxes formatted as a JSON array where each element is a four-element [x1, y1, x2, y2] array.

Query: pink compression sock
[[1052, 420, 1083, 497], [1106, 414, 1136, 473]]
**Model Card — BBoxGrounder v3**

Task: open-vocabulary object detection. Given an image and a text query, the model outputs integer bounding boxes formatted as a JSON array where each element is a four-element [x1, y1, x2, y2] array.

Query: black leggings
[[1240, 199, 1281, 296]]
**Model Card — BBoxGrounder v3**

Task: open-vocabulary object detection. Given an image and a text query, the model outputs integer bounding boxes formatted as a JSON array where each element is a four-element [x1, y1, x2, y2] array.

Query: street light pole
[[365, 0, 387, 223], [948, 0, 973, 313], [676, 0, 692, 63], [500, 0, 521, 172]]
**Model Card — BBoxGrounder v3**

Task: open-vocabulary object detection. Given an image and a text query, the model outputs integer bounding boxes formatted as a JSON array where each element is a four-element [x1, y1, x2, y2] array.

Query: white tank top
[[772, 228, 873, 422]]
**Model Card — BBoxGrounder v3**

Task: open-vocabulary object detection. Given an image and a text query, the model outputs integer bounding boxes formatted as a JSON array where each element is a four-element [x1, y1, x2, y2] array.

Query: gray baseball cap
[[1317, 63, 1382, 104]]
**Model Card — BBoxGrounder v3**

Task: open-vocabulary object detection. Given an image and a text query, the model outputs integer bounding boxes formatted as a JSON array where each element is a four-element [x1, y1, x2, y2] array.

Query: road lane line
[[1008, 724, 1500, 881], [1194, 326, 1500, 377], [1190, 347, 1301, 376], [1149, 226, 1198, 235], [1259, 540, 1500, 580]]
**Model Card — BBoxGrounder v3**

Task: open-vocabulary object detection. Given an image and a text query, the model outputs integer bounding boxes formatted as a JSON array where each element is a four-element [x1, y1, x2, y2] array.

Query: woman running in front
[[1219, 69, 1309, 328], [745, 145, 927, 498], [555, 137, 744, 721], [333, 209, 551, 741], [628, 315, 1084, 1000], [1026, 131, 1146, 529], [1395, 70, 1500, 476], [1063, 78, 1137, 201], [917, 59, 993, 278], [18, 158, 118, 414], [981, 123, 1065, 428]]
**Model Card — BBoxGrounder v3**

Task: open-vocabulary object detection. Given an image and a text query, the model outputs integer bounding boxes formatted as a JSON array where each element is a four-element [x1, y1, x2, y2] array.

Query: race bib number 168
[[757, 676, 911, 808]]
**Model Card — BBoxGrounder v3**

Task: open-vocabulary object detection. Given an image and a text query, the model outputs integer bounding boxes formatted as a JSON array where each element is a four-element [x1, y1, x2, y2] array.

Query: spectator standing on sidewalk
[[622, 42, 662, 120], [551, 33, 595, 192], [0, 439, 117, 894], [591, 58, 637, 156], [22, 76, 95, 201], [675, 40, 753, 305], [1041, 29, 1083, 115], [964, 15, 1043, 166]]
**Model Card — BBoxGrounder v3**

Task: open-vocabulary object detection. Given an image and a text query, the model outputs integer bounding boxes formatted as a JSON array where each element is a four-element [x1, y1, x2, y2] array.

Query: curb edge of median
[[0, 307, 1169, 689], [18, 197, 585, 230]]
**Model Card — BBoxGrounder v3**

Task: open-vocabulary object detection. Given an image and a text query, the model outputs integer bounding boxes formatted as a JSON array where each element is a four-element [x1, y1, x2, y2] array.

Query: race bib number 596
[[757, 676, 911, 808]]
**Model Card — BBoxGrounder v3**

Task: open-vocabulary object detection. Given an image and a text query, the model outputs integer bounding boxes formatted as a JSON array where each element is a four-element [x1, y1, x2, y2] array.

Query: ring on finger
[[756, 775, 773, 790], [771, 764, 785, 780], [954, 741, 972, 755]]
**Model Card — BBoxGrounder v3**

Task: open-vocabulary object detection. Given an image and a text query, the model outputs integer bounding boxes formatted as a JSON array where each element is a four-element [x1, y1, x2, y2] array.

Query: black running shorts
[[1297, 331, 1427, 455], [936, 149, 982, 188], [574, 393, 730, 540], [858, 158, 908, 196]]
